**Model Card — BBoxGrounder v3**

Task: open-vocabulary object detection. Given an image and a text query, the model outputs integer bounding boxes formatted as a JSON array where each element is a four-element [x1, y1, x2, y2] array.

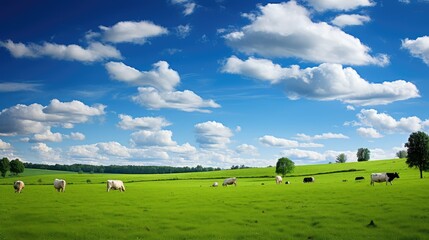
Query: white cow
[[275, 176, 283, 184], [222, 177, 237, 186], [54, 179, 66, 192], [212, 182, 219, 187], [107, 180, 125, 192], [14, 180, 25, 193], [370, 172, 400, 185]]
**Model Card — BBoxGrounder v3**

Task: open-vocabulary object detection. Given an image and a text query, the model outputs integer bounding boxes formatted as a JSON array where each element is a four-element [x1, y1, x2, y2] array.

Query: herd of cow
[[11, 172, 400, 193]]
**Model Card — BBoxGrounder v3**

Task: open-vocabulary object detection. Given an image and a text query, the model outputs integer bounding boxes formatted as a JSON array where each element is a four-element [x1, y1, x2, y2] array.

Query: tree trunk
[[420, 167, 423, 179]]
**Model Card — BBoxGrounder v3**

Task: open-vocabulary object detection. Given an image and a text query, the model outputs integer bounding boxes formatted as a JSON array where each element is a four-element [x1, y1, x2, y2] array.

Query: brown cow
[[14, 180, 25, 193]]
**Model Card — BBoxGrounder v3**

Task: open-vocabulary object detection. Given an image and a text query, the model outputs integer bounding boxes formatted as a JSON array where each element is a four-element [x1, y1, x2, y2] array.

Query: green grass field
[[1, 159, 429, 240]]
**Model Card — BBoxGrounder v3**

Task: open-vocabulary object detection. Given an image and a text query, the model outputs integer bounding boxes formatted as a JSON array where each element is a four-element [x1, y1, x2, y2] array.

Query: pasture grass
[[1, 159, 429, 239]]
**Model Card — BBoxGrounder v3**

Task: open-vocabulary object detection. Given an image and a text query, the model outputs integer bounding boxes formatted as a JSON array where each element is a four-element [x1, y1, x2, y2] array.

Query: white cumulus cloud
[[105, 61, 180, 91], [0, 40, 121, 62], [0, 139, 12, 149], [0, 99, 105, 136], [223, 56, 419, 106], [99, 20, 168, 44], [118, 114, 171, 131], [223, 1, 387, 66], [236, 144, 259, 156], [195, 121, 233, 149], [331, 14, 371, 28], [296, 132, 349, 141], [357, 127, 384, 138], [132, 87, 220, 113], [131, 130, 177, 147], [402, 36, 429, 65], [304, 0, 375, 11], [259, 135, 299, 148], [357, 109, 427, 133]]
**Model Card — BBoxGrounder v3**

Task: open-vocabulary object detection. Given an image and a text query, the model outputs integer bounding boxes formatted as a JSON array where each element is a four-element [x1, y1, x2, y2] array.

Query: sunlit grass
[[1, 159, 428, 239]]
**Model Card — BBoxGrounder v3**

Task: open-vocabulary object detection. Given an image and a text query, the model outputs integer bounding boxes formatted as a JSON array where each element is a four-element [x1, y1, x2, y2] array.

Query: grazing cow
[[303, 177, 315, 183], [285, 181, 291, 184], [212, 182, 218, 187], [107, 180, 126, 192], [355, 176, 365, 181], [54, 179, 66, 192], [14, 180, 25, 193], [370, 172, 400, 185], [222, 177, 237, 186], [275, 176, 283, 184]]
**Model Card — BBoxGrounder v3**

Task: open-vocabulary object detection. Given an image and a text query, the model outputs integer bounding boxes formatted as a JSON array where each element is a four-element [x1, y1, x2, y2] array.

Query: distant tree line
[[230, 165, 250, 170], [23, 162, 221, 174]]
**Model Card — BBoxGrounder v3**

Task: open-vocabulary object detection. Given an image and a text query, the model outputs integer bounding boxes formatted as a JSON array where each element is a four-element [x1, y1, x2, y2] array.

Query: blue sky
[[1, 0, 428, 168]]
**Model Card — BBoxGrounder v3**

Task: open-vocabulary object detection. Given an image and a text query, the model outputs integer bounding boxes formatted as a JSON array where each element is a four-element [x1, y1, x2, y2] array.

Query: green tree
[[9, 159, 25, 175], [357, 148, 370, 162], [0, 157, 10, 178], [275, 157, 295, 177], [396, 150, 408, 158], [336, 153, 347, 163], [405, 131, 429, 179]]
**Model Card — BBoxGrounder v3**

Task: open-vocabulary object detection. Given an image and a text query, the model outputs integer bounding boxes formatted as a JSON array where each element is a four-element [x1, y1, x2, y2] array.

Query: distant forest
[[24, 162, 223, 174]]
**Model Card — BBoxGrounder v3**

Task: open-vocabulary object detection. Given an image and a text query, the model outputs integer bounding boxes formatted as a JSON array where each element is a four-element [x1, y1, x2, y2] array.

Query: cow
[[212, 182, 219, 187], [303, 177, 315, 183], [107, 180, 126, 192], [54, 179, 66, 192], [275, 176, 283, 184], [222, 177, 237, 186], [355, 176, 365, 181], [13, 180, 25, 193], [370, 172, 400, 185], [285, 181, 291, 184]]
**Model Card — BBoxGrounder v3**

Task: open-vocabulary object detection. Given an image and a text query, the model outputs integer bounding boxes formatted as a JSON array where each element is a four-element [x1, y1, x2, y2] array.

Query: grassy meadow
[[1, 159, 429, 240]]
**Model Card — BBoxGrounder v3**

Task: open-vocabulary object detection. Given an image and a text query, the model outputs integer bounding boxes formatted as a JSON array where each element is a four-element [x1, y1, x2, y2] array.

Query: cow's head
[[395, 172, 400, 178]]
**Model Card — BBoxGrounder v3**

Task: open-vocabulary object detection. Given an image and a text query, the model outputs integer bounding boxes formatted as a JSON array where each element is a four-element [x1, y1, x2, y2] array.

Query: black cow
[[355, 176, 365, 181], [303, 177, 314, 183]]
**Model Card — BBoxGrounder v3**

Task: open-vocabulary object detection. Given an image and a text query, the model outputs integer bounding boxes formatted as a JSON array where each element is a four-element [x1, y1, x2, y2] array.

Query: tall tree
[[357, 148, 370, 162], [275, 157, 295, 177], [336, 153, 347, 163], [0, 157, 10, 178], [10, 159, 25, 175], [405, 131, 429, 179]]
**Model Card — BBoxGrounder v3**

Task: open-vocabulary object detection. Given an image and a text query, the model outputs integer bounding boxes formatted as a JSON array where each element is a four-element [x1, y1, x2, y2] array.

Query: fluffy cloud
[[259, 135, 299, 148], [223, 56, 419, 106], [0, 82, 41, 92], [331, 14, 371, 28], [223, 1, 387, 66], [99, 21, 168, 44], [132, 87, 220, 113], [304, 0, 375, 11], [105, 61, 180, 91], [69, 132, 85, 141], [131, 130, 177, 147], [195, 121, 233, 149], [357, 127, 383, 138], [402, 36, 429, 65], [236, 144, 259, 156], [295, 132, 349, 141], [280, 149, 326, 161], [33, 130, 63, 142], [259, 135, 324, 148], [0, 99, 105, 136], [357, 109, 428, 133], [171, 0, 196, 16], [0, 40, 121, 62], [0, 139, 12, 149], [31, 143, 61, 161], [106, 61, 220, 113], [118, 114, 171, 131]]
